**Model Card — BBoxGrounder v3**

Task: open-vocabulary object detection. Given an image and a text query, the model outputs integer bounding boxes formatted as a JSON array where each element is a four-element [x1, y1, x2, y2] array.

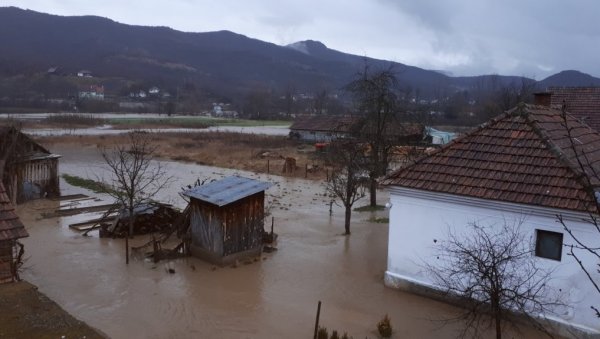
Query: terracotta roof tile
[[548, 87, 600, 131], [290, 115, 423, 137], [0, 183, 28, 241], [384, 104, 600, 213]]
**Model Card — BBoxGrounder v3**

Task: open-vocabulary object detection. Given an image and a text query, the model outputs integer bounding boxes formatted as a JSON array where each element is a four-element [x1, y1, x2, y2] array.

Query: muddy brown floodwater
[[16, 143, 548, 339]]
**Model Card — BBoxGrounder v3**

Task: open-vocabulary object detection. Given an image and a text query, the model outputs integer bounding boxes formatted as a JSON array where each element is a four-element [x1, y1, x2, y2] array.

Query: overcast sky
[[3, 0, 599, 79]]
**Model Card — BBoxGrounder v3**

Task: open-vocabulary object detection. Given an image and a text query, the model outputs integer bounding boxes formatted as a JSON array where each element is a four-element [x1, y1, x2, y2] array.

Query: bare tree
[[313, 89, 328, 115], [326, 140, 366, 235], [428, 222, 561, 339], [100, 131, 173, 238], [553, 107, 600, 318], [283, 84, 296, 118], [346, 64, 398, 207]]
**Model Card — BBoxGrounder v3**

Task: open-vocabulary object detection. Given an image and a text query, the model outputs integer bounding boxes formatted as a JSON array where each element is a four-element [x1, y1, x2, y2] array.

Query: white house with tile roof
[[383, 104, 600, 336]]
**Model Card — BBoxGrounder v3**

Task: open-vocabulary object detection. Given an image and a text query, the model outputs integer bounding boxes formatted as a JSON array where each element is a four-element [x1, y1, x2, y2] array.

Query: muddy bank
[[37, 133, 327, 181], [0, 281, 105, 339], [17, 143, 548, 339]]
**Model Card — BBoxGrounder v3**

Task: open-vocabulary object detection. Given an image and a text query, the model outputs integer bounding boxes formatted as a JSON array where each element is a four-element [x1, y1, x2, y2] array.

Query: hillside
[[0, 6, 599, 104]]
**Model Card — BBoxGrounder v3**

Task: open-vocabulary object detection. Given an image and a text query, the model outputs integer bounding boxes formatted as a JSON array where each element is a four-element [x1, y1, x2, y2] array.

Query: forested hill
[[1, 6, 599, 101]]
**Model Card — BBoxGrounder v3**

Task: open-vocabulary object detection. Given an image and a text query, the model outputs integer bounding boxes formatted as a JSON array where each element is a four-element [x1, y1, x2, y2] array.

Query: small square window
[[535, 230, 563, 261]]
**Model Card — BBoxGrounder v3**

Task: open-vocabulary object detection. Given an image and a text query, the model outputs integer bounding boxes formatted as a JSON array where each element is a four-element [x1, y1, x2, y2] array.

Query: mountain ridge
[[0, 6, 598, 101]]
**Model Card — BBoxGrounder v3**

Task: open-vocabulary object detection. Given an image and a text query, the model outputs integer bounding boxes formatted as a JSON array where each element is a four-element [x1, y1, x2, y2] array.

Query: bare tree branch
[[427, 222, 563, 339], [98, 131, 174, 236], [325, 140, 366, 235]]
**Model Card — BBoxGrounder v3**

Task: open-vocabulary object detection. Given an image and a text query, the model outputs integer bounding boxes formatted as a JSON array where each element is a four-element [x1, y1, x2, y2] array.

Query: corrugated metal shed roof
[[0, 183, 28, 241], [183, 176, 272, 207]]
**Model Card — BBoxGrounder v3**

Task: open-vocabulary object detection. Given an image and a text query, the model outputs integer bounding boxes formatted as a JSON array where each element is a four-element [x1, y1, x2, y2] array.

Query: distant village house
[[77, 70, 93, 77], [46, 66, 59, 75], [78, 85, 104, 100]]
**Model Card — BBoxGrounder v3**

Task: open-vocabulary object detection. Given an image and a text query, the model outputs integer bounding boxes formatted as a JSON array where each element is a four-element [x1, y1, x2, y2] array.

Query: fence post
[[313, 300, 322, 339], [267, 159, 270, 174], [125, 233, 129, 265]]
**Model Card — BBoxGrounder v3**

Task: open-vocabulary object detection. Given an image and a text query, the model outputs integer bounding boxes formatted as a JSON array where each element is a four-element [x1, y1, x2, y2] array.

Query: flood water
[[0, 112, 290, 136], [24, 125, 290, 137], [17, 144, 546, 339]]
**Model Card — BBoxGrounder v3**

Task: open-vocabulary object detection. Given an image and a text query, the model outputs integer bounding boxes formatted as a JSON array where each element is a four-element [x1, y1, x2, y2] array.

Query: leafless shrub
[[428, 222, 562, 339]]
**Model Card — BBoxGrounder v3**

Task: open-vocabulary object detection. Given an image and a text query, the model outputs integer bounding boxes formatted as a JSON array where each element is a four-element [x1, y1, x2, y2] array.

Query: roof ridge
[[523, 105, 599, 207], [383, 103, 600, 213]]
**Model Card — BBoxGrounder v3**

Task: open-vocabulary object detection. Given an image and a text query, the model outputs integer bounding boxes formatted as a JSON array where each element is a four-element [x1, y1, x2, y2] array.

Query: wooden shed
[[0, 127, 61, 204], [0, 183, 28, 283], [182, 176, 272, 265]]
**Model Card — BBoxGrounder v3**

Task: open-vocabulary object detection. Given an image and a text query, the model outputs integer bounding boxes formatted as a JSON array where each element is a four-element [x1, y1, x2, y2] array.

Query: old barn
[[0, 127, 61, 204], [182, 176, 272, 265], [0, 182, 28, 283]]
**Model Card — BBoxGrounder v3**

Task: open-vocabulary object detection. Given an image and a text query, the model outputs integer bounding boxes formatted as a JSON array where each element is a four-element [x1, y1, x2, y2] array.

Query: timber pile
[[99, 203, 181, 238]]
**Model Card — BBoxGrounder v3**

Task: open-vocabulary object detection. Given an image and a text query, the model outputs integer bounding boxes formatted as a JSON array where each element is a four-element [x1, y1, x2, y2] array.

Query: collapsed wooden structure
[[182, 176, 272, 266], [0, 183, 28, 283], [0, 127, 61, 204], [98, 202, 180, 238]]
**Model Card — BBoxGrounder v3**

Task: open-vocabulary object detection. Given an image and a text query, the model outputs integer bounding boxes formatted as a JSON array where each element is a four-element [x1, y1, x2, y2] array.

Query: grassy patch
[[61, 174, 117, 194], [369, 217, 389, 223], [44, 114, 107, 126], [354, 204, 385, 212], [108, 117, 209, 128]]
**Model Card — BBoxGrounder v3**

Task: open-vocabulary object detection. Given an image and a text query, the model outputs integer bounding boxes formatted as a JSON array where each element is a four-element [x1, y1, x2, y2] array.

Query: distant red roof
[[290, 115, 358, 133], [290, 115, 423, 137], [0, 183, 28, 241], [549, 87, 600, 131], [384, 105, 600, 213]]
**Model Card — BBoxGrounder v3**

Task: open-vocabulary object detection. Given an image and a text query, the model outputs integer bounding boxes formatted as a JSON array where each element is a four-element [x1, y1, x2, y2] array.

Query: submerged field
[[11, 139, 549, 339], [37, 131, 328, 180]]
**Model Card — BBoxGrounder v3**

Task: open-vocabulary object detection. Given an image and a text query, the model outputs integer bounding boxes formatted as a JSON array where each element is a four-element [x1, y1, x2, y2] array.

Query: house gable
[[384, 104, 600, 213]]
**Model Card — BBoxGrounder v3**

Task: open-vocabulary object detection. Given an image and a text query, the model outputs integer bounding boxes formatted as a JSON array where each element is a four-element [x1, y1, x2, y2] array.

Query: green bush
[[330, 330, 340, 339], [377, 314, 392, 338]]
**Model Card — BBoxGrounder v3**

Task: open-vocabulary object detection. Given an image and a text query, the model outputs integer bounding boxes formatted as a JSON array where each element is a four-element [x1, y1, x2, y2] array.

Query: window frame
[[535, 229, 563, 261]]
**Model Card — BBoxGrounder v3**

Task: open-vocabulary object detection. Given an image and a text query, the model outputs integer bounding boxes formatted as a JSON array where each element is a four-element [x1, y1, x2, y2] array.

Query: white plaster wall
[[386, 187, 600, 334]]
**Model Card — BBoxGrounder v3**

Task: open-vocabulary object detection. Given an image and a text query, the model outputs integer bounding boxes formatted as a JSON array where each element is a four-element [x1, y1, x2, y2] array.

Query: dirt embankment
[[37, 132, 331, 180], [0, 281, 105, 339]]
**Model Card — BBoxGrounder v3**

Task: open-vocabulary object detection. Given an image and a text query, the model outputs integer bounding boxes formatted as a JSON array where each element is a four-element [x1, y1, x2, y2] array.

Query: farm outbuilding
[[0, 127, 61, 204], [182, 176, 272, 265], [0, 183, 28, 283]]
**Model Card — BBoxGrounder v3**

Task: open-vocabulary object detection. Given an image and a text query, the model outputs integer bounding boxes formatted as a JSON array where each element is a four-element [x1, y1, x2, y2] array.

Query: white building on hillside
[[383, 104, 600, 336]]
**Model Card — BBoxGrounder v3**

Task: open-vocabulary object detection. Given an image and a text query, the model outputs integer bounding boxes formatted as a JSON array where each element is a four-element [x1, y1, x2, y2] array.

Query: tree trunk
[[129, 207, 135, 236], [369, 175, 377, 207], [492, 295, 501, 339], [344, 206, 352, 235], [495, 311, 501, 339]]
